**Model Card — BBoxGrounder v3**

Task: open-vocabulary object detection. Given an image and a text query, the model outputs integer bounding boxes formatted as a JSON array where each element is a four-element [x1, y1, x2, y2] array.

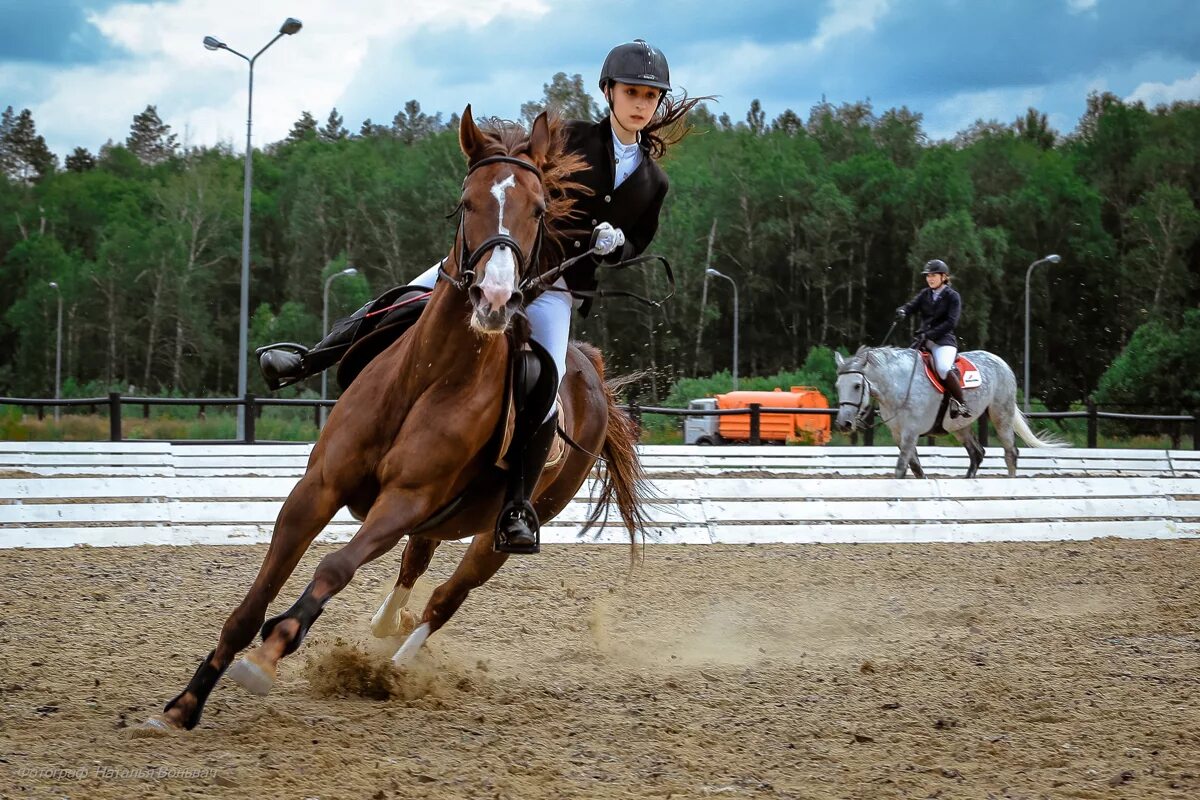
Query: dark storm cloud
[[0, 0, 152, 65]]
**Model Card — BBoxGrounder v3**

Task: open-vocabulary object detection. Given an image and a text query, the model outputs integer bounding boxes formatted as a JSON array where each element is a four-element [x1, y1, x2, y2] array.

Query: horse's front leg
[[143, 473, 343, 731], [225, 486, 439, 697], [895, 431, 923, 479], [371, 536, 441, 638], [393, 531, 508, 666]]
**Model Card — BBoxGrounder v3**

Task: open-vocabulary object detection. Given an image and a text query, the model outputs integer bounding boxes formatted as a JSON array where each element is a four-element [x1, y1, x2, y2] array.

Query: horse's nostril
[[468, 285, 483, 304], [506, 291, 523, 311]]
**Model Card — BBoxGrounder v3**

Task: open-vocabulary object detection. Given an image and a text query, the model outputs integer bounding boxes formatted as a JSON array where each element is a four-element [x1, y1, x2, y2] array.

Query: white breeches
[[930, 344, 957, 379], [412, 263, 572, 420]]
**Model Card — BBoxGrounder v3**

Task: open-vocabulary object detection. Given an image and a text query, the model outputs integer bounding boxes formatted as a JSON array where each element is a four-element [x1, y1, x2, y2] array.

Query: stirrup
[[949, 398, 971, 419], [494, 501, 540, 554]]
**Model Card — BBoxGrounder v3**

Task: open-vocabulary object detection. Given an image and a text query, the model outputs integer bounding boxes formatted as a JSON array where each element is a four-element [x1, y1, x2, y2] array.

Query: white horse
[[834, 345, 1063, 478]]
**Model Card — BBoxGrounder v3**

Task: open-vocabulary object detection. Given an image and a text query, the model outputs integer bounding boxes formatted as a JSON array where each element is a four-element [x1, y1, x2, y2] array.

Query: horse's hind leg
[[229, 488, 433, 693], [145, 475, 342, 731], [392, 533, 508, 666], [371, 536, 441, 638], [953, 427, 986, 478], [990, 408, 1019, 477]]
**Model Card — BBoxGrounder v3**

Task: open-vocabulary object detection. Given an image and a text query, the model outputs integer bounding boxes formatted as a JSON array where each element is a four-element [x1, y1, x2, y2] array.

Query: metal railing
[[1, 394, 1197, 449]]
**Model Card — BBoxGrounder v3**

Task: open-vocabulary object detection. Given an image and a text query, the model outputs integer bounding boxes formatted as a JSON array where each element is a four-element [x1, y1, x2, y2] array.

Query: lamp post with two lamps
[[1023, 253, 1062, 412], [48, 281, 62, 422], [203, 17, 302, 440], [320, 267, 357, 427], [705, 268, 739, 390]]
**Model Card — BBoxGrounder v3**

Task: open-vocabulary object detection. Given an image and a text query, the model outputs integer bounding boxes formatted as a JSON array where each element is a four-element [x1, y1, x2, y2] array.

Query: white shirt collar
[[611, 127, 639, 155], [611, 127, 643, 189]]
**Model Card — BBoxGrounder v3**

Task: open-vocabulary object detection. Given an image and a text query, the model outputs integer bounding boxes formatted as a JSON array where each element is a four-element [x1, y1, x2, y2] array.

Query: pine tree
[[2, 108, 56, 182], [65, 147, 97, 172], [319, 108, 348, 142], [287, 110, 319, 143], [126, 105, 178, 165], [392, 100, 441, 144], [0, 106, 16, 178]]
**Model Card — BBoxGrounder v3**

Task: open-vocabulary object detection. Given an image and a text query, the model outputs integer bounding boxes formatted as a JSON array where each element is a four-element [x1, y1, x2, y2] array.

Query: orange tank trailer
[[714, 387, 831, 445]]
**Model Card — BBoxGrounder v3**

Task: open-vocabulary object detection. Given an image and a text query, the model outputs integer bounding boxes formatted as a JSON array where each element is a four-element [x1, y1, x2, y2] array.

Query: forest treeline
[[1, 77, 1197, 411]]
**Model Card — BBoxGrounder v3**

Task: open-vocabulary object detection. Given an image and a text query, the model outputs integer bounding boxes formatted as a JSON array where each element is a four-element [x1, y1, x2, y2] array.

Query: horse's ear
[[529, 111, 550, 168], [459, 104, 486, 164], [834, 351, 844, 368]]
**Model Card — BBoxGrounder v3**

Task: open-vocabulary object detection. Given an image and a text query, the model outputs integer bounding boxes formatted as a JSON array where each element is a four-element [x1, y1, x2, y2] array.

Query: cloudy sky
[[2, 0, 1198, 160]]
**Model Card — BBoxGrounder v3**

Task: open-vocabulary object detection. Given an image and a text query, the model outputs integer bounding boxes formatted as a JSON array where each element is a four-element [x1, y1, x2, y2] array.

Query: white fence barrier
[[1, 442, 1197, 548]]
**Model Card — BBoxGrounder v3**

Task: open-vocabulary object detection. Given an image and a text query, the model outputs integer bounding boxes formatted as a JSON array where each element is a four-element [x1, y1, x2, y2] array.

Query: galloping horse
[[834, 346, 1063, 478], [145, 107, 650, 731]]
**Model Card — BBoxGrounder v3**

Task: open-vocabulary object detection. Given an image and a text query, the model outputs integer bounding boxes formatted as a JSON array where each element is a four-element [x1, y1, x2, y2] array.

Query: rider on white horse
[[895, 259, 971, 419]]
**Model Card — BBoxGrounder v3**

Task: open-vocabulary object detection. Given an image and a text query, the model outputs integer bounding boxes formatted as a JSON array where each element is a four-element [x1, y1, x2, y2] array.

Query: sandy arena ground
[[1, 538, 1198, 799]]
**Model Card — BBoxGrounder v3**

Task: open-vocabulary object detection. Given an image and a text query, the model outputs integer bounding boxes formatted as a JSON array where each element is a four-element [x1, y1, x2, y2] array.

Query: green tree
[[126, 105, 178, 165], [320, 108, 349, 142], [1094, 309, 1200, 412], [2, 107, 56, 182], [520, 72, 602, 126], [64, 147, 96, 172]]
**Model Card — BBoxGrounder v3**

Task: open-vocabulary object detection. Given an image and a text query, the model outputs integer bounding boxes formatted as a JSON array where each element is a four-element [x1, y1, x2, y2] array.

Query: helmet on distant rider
[[599, 39, 671, 93], [922, 259, 950, 275]]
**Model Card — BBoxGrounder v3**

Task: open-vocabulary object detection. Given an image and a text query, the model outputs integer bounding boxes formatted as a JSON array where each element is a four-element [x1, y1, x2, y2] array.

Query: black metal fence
[[1, 393, 1197, 449]]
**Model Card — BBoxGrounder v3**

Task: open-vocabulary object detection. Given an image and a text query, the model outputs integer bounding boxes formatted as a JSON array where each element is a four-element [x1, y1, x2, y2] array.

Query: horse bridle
[[439, 155, 547, 296], [838, 370, 876, 429]]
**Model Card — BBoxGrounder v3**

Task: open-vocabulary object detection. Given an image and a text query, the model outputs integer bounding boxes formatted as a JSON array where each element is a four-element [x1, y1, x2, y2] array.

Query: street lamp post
[[204, 17, 303, 440], [1023, 253, 1062, 412], [48, 282, 62, 422], [706, 268, 739, 390], [320, 267, 358, 427]]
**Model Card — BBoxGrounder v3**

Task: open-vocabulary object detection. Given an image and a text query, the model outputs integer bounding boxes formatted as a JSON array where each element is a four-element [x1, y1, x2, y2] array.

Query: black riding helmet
[[599, 39, 671, 93], [922, 259, 950, 275]]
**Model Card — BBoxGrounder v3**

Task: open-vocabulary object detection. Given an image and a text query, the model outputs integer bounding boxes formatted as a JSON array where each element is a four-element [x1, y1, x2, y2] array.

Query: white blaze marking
[[476, 171, 518, 312], [491, 173, 516, 235]]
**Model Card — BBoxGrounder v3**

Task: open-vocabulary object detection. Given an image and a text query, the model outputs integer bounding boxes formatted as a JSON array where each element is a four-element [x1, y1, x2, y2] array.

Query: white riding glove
[[592, 222, 626, 256]]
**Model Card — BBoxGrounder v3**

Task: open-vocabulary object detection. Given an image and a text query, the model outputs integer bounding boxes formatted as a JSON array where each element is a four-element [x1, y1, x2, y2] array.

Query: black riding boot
[[257, 285, 432, 391], [257, 309, 366, 390], [494, 410, 558, 554], [944, 367, 972, 419]]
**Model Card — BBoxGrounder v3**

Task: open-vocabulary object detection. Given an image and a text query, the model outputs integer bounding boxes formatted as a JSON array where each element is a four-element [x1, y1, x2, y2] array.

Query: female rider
[[895, 259, 971, 419], [258, 39, 702, 553]]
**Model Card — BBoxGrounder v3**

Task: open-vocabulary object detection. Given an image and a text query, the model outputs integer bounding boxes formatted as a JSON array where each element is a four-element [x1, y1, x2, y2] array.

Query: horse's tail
[[1009, 403, 1068, 448], [577, 346, 653, 553]]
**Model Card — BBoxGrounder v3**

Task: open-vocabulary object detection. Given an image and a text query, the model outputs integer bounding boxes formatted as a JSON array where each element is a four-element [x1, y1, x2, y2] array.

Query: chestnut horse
[[145, 107, 650, 731]]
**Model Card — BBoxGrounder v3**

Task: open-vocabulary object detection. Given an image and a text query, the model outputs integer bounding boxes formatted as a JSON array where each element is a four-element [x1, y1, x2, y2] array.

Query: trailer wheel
[[695, 436, 715, 446]]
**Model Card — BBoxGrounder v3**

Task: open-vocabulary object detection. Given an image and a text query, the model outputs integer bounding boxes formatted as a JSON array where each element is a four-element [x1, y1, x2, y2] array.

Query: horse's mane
[[473, 116, 589, 268], [842, 345, 911, 373]]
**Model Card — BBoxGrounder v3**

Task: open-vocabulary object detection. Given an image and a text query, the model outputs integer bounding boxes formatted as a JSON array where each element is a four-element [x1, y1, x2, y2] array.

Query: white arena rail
[[0, 442, 1197, 548]]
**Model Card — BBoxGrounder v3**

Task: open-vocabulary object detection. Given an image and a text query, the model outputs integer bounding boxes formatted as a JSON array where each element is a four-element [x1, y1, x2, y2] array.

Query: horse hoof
[[392, 622, 432, 667], [370, 587, 413, 638], [227, 651, 276, 696]]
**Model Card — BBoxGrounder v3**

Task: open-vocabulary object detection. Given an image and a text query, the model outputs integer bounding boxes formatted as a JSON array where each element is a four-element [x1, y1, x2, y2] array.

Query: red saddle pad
[[919, 352, 980, 393]]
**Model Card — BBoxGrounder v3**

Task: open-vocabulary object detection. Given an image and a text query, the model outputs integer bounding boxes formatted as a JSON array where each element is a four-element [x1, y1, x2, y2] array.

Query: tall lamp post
[[48, 282, 62, 422], [320, 267, 358, 427], [706, 268, 739, 390], [204, 17, 303, 440], [1023, 253, 1062, 412]]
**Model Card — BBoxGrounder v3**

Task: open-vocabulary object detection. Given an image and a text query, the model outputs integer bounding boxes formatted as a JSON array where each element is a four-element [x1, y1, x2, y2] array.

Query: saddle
[[335, 287, 434, 391], [919, 352, 981, 393]]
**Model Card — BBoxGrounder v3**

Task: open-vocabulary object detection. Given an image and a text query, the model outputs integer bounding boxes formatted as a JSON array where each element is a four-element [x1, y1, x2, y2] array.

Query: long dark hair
[[641, 91, 712, 159]]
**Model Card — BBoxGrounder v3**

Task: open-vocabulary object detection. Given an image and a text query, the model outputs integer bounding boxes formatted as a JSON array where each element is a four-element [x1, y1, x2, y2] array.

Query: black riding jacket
[[899, 285, 962, 347], [560, 117, 669, 316]]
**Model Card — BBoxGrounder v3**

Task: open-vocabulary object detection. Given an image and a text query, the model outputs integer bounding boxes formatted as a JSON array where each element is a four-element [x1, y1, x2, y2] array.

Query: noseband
[[439, 155, 546, 295], [838, 370, 874, 428]]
